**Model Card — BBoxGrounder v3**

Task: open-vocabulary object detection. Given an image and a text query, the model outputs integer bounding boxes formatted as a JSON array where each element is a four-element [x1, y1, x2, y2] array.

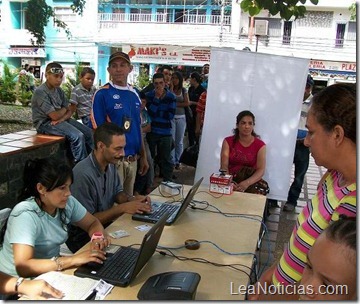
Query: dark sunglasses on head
[[48, 67, 64, 74]]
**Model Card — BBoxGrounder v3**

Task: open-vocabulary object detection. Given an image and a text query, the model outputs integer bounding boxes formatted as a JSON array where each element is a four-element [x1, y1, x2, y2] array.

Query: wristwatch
[[15, 277, 25, 293], [51, 256, 63, 271]]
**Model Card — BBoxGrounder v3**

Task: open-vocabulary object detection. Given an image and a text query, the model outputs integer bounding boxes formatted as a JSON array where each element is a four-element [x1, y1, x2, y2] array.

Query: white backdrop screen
[[194, 48, 310, 201]]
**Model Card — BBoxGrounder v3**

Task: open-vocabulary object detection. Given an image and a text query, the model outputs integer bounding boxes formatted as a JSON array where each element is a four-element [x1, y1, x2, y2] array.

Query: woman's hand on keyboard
[[72, 249, 107, 267]]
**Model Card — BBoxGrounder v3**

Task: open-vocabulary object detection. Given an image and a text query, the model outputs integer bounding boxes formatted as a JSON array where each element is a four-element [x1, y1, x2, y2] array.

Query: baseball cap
[[109, 51, 131, 65], [306, 74, 314, 87]]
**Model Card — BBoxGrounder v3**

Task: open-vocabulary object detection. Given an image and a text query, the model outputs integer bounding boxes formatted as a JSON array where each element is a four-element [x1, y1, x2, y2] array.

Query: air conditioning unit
[[254, 20, 269, 36]]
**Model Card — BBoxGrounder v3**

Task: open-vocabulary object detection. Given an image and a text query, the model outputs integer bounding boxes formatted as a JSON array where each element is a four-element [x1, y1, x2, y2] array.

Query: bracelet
[[91, 231, 104, 242], [127, 195, 135, 202], [15, 277, 25, 293], [51, 256, 63, 271]]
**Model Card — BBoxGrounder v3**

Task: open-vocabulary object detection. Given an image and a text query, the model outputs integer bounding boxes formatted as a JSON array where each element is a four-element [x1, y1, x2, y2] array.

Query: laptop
[[132, 177, 203, 225], [74, 212, 168, 287]]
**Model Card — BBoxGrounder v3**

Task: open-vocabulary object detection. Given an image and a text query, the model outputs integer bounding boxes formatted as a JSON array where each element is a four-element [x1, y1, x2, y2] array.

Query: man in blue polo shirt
[[66, 122, 151, 253], [91, 52, 149, 195]]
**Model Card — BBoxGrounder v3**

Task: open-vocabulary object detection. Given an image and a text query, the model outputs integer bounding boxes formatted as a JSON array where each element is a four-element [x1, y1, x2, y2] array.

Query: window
[[296, 11, 333, 28], [282, 21, 292, 45], [54, 7, 76, 24], [251, 17, 282, 37], [335, 23, 346, 48], [174, 9, 185, 23], [10, 2, 28, 29], [347, 21, 356, 41]]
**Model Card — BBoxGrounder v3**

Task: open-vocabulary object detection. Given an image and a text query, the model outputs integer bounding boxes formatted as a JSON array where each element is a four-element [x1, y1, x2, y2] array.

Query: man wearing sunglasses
[[31, 62, 94, 164]]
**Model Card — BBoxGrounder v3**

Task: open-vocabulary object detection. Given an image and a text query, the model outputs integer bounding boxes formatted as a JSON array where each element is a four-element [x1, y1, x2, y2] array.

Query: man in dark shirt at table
[[66, 122, 151, 253]]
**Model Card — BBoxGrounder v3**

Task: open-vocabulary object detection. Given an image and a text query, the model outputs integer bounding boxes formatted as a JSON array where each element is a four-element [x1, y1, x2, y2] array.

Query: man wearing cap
[[282, 75, 314, 212], [90, 52, 149, 196], [31, 62, 94, 163]]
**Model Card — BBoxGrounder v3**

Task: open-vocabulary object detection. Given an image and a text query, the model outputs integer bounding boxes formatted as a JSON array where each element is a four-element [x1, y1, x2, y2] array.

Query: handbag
[[233, 166, 270, 196], [179, 143, 199, 168]]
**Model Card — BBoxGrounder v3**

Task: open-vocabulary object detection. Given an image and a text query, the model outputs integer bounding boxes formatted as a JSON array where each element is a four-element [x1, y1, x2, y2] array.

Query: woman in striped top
[[249, 83, 356, 300]]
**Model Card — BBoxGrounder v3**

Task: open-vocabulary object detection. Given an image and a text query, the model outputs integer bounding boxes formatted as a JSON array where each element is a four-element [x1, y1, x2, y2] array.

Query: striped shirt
[[146, 89, 176, 136], [70, 83, 96, 118], [272, 169, 356, 285], [196, 91, 207, 128]]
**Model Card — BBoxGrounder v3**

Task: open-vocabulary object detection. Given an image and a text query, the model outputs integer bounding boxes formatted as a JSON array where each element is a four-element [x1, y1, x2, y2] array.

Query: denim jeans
[[287, 141, 310, 206], [146, 133, 173, 182], [171, 115, 186, 165], [38, 118, 94, 162], [81, 115, 91, 128]]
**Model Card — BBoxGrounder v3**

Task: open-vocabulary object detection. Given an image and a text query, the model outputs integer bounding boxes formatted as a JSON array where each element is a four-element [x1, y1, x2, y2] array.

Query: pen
[[85, 289, 97, 300]]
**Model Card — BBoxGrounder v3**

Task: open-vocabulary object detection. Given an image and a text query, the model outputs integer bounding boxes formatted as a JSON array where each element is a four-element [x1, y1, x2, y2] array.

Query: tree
[[349, 1, 356, 21], [240, 0, 319, 20], [27, 0, 86, 46]]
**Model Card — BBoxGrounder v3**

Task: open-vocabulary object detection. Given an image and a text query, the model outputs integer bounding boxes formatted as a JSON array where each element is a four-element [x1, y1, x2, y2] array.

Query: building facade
[[0, 0, 356, 88]]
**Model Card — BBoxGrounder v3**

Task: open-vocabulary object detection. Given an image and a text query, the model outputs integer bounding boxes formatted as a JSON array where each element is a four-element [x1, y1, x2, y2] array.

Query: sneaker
[[283, 203, 295, 212]]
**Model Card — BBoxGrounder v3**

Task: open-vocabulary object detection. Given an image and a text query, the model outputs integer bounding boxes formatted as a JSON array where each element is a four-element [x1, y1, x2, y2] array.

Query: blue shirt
[[91, 82, 142, 156], [0, 196, 86, 277], [146, 89, 176, 136]]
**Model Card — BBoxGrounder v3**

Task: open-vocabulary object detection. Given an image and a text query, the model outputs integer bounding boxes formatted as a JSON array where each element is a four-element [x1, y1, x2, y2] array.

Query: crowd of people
[[0, 52, 356, 300]]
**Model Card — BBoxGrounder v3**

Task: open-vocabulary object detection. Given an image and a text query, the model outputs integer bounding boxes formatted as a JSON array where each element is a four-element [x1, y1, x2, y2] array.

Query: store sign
[[309, 60, 356, 72], [6, 48, 46, 58], [309, 59, 356, 81], [122, 45, 210, 66]]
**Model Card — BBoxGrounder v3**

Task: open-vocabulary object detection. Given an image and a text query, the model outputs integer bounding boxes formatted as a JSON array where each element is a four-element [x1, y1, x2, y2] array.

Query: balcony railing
[[98, 13, 231, 26]]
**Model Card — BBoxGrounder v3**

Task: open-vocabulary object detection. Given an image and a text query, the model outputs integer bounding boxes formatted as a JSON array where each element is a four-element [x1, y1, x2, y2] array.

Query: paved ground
[[159, 156, 323, 279]]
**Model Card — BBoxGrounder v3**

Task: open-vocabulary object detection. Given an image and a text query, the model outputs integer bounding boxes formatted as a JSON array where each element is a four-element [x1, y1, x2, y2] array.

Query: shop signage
[[309, 60, 356, 72], [6, 48, 46, 58], [122, 44, 210, 66]]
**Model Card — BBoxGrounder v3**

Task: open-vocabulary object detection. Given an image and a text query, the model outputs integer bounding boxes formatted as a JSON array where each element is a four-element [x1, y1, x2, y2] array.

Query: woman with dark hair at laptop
[[0, 156, 110, 279]]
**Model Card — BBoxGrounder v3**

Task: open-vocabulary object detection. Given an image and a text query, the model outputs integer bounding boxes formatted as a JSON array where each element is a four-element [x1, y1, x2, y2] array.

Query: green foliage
[[61, 63, 83, 101], [27, 0, 84, 46], [0, 62, 17, 104], [71, 0, 87, 15], [349, 2, 356, 21], [134, 67, 151, 90], [17, 74, 33, 106], [240, 0, 318, 20]]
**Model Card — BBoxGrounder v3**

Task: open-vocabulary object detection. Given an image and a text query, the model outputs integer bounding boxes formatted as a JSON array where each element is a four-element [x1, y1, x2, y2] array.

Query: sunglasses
[[48, 67, 64, 74]]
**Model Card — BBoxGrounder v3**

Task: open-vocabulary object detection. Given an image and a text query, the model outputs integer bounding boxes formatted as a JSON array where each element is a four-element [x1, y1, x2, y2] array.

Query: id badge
[[122, 116, 132, 132]]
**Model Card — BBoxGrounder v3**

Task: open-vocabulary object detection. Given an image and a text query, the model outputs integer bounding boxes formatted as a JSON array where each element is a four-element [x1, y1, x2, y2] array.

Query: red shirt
[[224, 136, 265, 175], [196, 91, 207, 127]]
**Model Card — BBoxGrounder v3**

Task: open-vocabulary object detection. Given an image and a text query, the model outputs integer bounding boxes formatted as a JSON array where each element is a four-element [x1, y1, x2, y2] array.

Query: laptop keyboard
[[151, 204, 178, 219], [96, 247, 138, 281]]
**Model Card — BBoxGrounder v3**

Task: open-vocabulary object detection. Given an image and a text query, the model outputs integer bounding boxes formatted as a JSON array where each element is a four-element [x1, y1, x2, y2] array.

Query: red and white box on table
[[209, 173, 234, 195]]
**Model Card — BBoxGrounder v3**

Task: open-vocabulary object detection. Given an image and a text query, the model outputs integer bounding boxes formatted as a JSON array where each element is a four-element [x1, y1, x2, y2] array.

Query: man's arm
[[49, 107, 73, 125], [93, 193, 151, 225]]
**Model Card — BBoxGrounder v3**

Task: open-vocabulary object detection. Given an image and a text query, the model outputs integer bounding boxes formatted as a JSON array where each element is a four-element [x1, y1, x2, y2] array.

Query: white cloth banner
[[195, 48, 310, 201]]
